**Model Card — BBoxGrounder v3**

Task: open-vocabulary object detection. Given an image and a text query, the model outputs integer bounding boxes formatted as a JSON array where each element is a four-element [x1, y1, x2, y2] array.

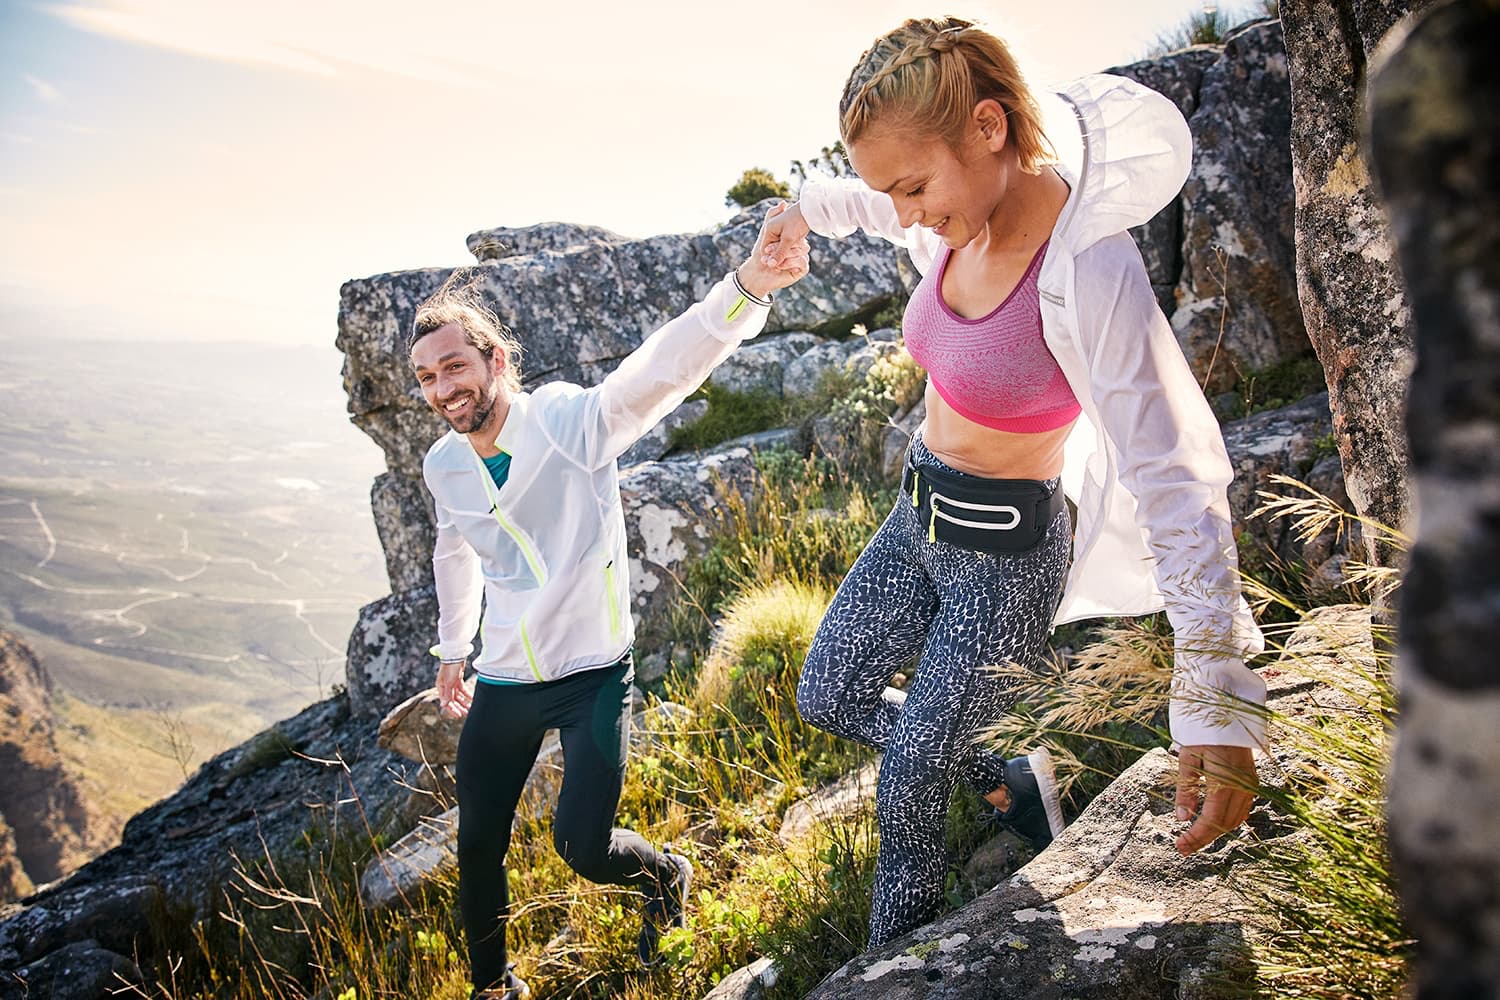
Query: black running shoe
[[471, 963, 530, 1000], [991, 748, 1066, 851], [638, 850, 694, 967]]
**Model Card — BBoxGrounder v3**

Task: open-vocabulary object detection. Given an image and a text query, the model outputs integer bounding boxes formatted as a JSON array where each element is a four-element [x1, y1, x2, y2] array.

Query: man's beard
[[438, 378, 499, 434]]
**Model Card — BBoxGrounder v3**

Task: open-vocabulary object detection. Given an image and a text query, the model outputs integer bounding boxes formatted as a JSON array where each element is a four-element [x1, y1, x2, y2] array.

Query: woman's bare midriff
[[919, 381, 1075, 480]]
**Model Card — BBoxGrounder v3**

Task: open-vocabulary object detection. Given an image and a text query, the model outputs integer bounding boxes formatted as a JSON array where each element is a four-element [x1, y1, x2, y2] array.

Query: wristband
[[726, 268, 773, 321]]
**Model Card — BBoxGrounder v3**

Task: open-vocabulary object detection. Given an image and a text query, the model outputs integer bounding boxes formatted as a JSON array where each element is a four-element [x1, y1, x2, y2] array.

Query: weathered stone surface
[[701, 956, 779, 1000], [358, 808, 457, 910], [708, 332, 823, 396], [345, 586, 441, 718], [0, 939, 142, 1000], [370, 471, 436, 593], [378, 687, 461, 765], [620, 447, 758, 650], [783, 329, 902, 399], [0, 693, 419, 983], [1281, 0, 1426, 567], [1170, 20, 1307, 391], [466, 221, 628, 261], [1111, 45, 1220, 309], [619, 399, 709, 469], [1369, 2, 1500, 993], [806, 607, 1374, 999], [1221, 392, 1352, 578], [337, 204, 905, 482], [779, 760, 880, 846], [0, 630, 101, 899], [881, 398, 926, 482]]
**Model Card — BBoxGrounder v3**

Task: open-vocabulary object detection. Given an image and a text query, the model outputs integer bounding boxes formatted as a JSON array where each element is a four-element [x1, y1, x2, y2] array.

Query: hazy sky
[[1, 0, 1236, 347]]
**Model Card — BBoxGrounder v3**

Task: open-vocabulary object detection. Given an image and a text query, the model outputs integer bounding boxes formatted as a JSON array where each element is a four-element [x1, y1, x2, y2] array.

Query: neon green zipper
[[474, 451, 546, 681], [604, 560, 624, 641]]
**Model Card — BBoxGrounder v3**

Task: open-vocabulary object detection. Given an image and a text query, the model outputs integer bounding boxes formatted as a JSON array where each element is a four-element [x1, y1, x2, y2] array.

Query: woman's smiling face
[[847, 104, 1012, 250]]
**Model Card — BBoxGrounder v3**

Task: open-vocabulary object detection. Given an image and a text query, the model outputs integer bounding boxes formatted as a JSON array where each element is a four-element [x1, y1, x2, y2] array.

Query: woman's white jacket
[[422, 277, 768, 687], [800, 74, 1267, 749]]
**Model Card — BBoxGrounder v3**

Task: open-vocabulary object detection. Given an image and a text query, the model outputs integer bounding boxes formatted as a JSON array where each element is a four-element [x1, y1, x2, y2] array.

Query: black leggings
[[455, 656, 675, 991]]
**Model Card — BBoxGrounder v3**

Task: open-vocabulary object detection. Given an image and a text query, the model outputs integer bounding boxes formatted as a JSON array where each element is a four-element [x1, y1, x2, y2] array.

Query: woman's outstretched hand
[[737, 202, 812, 299], [1174, 743, 1256, 854]]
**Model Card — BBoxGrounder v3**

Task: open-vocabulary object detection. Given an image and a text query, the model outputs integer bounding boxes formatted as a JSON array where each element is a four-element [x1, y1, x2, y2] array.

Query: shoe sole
[[1027, 747, 1066, 839]]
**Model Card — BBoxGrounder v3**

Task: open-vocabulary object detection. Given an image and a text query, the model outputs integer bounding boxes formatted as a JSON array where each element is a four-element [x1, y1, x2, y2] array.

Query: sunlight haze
[[1, 0, 1230, 346]]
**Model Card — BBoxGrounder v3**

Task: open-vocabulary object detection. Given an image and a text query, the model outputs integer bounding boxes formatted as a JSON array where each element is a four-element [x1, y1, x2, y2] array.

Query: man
[[410, 206, 808, 1000]]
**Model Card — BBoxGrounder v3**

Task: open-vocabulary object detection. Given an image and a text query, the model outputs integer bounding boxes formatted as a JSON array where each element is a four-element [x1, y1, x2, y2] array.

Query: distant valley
[[0, 335, 390, 837]]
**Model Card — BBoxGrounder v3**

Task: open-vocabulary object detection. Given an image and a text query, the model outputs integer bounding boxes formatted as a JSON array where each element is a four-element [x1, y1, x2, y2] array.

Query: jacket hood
[[1039, 73, 1193, 253]]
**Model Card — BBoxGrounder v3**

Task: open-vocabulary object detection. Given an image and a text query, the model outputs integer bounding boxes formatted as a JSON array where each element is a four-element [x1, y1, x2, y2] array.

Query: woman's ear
[[974, 98, 1009, 152]]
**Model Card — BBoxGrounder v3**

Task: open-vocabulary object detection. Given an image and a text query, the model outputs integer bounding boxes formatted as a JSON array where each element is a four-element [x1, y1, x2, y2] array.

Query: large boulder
[[619, 446, 759, 658], [0, 691, 420, 986], [1280, 0, 1428, 566], [345, 586, 441, 718], [336, 204, 906, 482]]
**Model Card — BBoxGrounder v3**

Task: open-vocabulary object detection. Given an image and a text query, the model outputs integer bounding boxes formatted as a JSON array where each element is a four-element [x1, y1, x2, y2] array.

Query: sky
[[0, 0, 1236, 348]]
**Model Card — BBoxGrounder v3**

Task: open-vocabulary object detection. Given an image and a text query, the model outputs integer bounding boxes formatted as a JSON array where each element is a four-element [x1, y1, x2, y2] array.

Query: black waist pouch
[[902, 454, 1066, 555]]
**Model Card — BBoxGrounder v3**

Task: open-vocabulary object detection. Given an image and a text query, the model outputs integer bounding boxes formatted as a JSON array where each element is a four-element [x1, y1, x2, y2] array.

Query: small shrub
[[668, 383, 788, 452], [726, 167, 791, 209]]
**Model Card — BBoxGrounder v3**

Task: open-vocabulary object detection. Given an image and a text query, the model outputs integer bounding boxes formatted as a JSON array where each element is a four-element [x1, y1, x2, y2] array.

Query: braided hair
[[838, 17, 1054, 173]]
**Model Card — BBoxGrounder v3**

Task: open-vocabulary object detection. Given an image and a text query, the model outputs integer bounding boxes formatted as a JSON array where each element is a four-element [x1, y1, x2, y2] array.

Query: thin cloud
[[43, 1, 494, 89], [22, 74, 63, 103], [47, 2, 340, 78]]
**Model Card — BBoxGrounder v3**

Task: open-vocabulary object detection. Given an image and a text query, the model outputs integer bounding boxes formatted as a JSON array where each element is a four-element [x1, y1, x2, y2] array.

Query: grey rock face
[[1170, 20, 1306, 392], [345, 586, 441, 718], [701, 956, 779, 1000], [1281, 0, 1426, 567], [0, 939, 142, 1000], [1368, 2, 1500, 992], [708, 332, 823, 396], [779, 760, 879, 846], [337, 206, 906, 482], [466, 222, 628, 261], [1111, 46, 1220, 312], [377, 687, 462, 765], [1221, 392, 1352, 577], [0, 693, 419, 986], [619, 447, 758, 651], [619, 398, 709, 469], [371, 471, 436, 593]]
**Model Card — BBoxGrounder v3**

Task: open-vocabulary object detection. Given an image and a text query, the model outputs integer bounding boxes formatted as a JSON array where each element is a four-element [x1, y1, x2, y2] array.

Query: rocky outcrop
[[1114, 22, 1307, 390], [1221, 392, 1352, 585], [1280, 0, 1428, 567], [805, 606, 1372, 999], [345, 585, 441, 718], [0, 692, 418, 984], [0, 630, 100, 901], [1368, 2, 1500, 993], [1168, 20, 1304, 392]]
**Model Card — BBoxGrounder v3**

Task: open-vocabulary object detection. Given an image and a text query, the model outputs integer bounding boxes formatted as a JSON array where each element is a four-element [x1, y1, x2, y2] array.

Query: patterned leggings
[[796, 434, 1071, 947]]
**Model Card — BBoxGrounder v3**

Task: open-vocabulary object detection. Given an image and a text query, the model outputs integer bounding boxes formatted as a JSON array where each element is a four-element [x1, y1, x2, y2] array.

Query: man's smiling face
[[410, 323, 507, 435]]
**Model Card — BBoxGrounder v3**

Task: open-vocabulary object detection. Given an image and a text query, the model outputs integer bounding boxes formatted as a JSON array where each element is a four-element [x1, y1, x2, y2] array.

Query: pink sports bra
[[902, 241, 1081, 433]]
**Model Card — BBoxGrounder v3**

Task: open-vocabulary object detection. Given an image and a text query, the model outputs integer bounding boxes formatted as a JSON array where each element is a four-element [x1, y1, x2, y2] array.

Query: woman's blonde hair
[[407, 270, 523, 393], [838, 16, 1054, 173]]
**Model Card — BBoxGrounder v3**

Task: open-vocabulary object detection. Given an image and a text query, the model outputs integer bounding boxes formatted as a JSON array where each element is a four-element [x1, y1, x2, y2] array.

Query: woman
[[763, 16, 1267, 948]]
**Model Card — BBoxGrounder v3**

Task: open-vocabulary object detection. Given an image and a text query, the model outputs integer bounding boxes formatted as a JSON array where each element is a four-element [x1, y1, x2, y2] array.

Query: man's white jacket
[[423, 276, 768, 686], [800, 74, 1268, 750]]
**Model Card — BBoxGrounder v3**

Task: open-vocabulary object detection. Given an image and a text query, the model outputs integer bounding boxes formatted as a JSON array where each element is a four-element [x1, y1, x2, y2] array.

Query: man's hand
[[1174, 743, 1256, 854], [436, 658, 472, 719], [737, 202, 811, 299]]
